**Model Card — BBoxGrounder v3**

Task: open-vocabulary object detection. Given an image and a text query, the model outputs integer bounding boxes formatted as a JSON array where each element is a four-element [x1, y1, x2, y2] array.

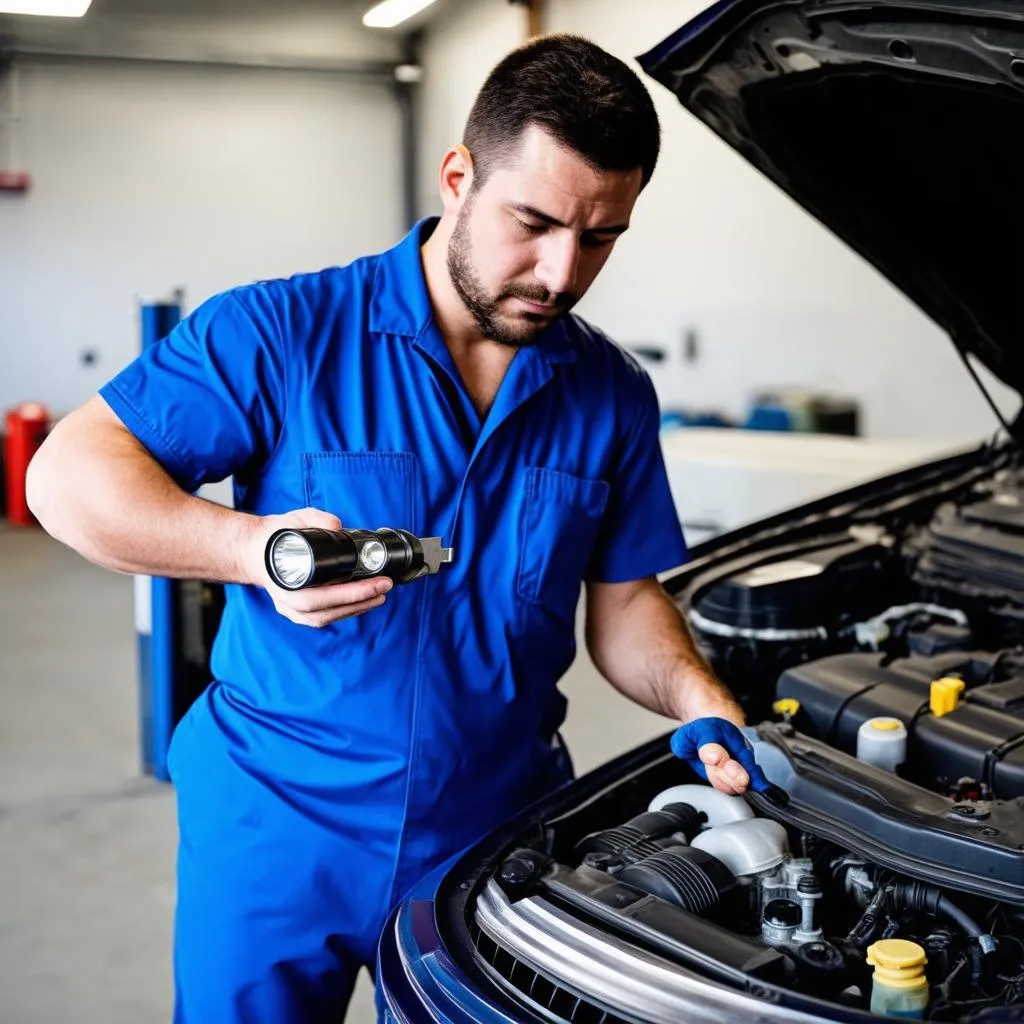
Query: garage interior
[[2, 0, 1023, 1022]]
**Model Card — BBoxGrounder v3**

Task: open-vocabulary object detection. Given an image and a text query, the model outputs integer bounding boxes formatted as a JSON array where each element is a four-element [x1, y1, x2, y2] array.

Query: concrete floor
[[0, 523, 674, 1023]]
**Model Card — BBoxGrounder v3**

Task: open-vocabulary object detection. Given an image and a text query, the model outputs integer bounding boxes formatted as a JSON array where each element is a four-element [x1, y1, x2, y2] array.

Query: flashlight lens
[[270, 532, 314, 588], [358, 539, 387, 574]]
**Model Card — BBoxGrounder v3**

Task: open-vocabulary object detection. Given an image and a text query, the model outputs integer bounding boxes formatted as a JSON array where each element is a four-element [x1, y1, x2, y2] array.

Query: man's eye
[[516, 219, 545, 235], [583, 235, 616, 250]]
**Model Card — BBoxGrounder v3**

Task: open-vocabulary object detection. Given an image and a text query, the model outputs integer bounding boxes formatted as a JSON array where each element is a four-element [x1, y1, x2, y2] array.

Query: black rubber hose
[[936, 895, 984, 939], [887, 882, 985, 940], [887, 883, 991, 985]]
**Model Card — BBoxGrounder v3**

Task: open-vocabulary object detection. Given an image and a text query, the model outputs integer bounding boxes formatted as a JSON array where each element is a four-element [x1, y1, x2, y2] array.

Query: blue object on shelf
[[687, 412, 731, 428], [743, 404, 794, 432], [660, 409, 734, 431]]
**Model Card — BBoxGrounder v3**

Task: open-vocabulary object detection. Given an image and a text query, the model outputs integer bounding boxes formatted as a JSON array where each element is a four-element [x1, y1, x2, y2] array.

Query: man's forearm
[[585, 577, 744, 725], [27, 396, 259, 584]]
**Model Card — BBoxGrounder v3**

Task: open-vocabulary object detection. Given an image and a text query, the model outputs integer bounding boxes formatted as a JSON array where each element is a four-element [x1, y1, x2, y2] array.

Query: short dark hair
[[463, 34, 661, 191]]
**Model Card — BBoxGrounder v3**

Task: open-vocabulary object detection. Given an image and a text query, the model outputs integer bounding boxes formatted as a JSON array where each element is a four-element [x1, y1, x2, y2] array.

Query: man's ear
[[438, 144, 475, 213]]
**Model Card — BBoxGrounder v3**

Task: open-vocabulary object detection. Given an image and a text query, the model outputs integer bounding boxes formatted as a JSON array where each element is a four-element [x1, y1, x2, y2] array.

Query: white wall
[[417, 0, 1019, 441], [0, 56, 403, 415], [417, 0, 524, 217]]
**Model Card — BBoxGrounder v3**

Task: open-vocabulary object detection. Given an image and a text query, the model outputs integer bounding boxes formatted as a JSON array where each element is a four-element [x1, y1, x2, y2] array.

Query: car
[[374, 1, 1024, 1021]]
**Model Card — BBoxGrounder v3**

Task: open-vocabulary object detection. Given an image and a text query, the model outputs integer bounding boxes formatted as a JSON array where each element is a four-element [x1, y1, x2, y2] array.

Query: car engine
[[480, 739, 1024, 1022], [465, 455, 1024, 1023], [682, 463, 1024, 802]]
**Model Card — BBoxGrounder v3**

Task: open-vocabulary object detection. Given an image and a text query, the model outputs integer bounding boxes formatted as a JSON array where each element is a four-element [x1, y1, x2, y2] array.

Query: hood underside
[[639, 0, 1024, 411]]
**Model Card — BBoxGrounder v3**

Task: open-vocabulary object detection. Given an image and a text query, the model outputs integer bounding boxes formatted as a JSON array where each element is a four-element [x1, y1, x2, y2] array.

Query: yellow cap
[[867, 940, 928, 989], [931, 677, 966, 718], [867, 717, 903, 732], [867, 940, 928, 970], [773, 698, 801, 718]]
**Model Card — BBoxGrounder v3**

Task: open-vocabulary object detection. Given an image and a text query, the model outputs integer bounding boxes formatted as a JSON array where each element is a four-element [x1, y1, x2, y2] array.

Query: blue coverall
[[99, 219, 689, 1021]]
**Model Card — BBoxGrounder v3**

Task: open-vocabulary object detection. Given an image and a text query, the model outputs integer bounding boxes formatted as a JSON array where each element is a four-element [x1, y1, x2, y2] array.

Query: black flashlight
[[264, 527, 454, 591]]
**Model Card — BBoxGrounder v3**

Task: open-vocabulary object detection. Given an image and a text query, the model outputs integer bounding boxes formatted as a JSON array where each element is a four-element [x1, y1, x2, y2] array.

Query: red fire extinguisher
[[5, 403, 52, 527]]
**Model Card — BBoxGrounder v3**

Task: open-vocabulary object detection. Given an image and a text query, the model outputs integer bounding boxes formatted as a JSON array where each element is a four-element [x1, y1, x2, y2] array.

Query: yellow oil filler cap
[[931, 677, 966, 717], [867, 940, 929, 1018], [772, 698, 801, 719]]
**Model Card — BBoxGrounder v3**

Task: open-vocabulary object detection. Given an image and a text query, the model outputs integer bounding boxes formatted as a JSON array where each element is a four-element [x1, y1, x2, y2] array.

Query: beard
[[446, 202, 575, 348]]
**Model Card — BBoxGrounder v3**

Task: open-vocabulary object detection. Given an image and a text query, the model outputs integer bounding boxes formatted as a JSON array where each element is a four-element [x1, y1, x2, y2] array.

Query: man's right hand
[[242, 507, 393, 628]]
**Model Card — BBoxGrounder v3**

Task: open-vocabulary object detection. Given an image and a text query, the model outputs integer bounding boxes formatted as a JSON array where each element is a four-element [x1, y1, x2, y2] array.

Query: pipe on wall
[[9, 42, 397, 81], [508, 0, 544, 40], [395, 30, 423, 231]]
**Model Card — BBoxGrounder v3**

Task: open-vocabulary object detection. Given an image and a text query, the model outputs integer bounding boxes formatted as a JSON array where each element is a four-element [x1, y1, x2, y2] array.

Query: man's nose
[[535, 234, 580, 298]]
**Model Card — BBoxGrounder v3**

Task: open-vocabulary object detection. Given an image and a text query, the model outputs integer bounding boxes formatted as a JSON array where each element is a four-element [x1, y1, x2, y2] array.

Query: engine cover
[[776, 649, 1024, 798]]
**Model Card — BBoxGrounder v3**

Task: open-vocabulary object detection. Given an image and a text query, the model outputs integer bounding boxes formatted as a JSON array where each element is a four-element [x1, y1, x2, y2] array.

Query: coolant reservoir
[[856, 717, 907, 772], [866, 939, 928, 1019]]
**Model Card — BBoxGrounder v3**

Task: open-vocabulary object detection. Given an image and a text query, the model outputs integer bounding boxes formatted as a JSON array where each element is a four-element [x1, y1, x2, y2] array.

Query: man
[[27, 33, 767, 1024]]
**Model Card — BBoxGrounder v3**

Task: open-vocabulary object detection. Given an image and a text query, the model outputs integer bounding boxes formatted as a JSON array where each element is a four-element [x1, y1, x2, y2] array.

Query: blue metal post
[[137, 301, 181, 781]]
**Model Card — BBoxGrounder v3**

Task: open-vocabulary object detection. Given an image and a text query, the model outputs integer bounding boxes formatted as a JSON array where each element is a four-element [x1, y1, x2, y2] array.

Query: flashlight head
[[266, 530, 316, 590]]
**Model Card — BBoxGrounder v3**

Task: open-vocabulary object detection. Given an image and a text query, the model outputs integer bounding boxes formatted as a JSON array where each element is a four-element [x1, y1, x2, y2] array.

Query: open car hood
[[639, 0, 1024, 420]]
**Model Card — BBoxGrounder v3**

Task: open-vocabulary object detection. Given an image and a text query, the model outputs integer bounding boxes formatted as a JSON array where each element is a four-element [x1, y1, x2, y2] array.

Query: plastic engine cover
[[691, 538, 890, 633], [776, 649, 1024, 797]]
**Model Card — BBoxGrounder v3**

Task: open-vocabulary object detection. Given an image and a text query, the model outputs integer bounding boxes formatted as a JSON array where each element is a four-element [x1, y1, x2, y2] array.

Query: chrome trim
[[688, 607, 828, 642], [475, 880, 826, 1024]]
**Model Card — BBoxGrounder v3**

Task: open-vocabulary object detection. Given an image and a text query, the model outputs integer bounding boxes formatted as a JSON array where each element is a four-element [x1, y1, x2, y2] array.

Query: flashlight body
[[265, 527, 445, 590]]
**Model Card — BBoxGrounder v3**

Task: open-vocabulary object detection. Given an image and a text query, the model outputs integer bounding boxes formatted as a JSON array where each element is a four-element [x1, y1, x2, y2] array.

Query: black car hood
[[639, 0, 1024, 414]]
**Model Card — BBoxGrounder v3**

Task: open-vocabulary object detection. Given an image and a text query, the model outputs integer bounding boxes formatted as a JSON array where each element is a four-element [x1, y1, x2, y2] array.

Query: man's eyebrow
[[508, 202, 629, 235]]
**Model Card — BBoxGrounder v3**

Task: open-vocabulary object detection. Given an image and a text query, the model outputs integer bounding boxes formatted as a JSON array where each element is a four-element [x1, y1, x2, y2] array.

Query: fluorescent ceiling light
[[362, 0, 437, 29], [0, 0, 92, 14]]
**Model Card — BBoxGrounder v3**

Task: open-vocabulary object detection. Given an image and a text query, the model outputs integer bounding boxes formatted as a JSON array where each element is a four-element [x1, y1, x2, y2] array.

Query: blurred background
[[0, 0, 1018, 1021]]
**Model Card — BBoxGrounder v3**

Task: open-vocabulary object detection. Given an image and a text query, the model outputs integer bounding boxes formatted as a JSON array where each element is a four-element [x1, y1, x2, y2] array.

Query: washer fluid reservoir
[[856, 717, 907, 772]]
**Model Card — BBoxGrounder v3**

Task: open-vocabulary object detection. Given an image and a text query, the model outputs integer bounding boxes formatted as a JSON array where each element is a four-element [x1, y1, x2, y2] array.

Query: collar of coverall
[[369, 216, 578, 365]]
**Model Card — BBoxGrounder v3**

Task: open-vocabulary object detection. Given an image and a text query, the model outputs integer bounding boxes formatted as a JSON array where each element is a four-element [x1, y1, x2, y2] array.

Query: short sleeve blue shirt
[[100, 219, 687, 902]]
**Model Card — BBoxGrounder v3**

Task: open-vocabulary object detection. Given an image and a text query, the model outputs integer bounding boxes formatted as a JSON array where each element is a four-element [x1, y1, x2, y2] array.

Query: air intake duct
[[618, 846, 737, 919], [576, 803, 706, 867]]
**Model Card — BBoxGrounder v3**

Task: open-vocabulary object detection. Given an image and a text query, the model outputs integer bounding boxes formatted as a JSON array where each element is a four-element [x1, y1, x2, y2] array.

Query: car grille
[[470, 920, 633, 1024]]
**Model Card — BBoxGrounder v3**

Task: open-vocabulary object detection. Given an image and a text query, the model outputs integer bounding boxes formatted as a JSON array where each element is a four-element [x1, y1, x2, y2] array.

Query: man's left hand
[[670, 717, 771, 796]]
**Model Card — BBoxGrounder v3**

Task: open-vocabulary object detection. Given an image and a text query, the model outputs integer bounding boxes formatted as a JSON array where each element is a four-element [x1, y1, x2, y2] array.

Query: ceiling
[[87, 0, 374, 14], [0, 0, 459, 66]]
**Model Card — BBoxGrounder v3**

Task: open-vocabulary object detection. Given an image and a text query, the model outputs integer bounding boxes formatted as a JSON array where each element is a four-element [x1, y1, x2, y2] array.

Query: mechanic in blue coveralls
[[27, 34, 769, 1024]]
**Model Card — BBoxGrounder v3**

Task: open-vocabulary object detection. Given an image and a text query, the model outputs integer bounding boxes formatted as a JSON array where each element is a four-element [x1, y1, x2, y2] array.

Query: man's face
[[447, 125, 643, 348]]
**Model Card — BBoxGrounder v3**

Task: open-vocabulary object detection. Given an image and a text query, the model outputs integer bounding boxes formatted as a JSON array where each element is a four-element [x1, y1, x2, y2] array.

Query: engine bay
[[481, 733, 1024, 1022], [467, 451, 1024, 1022]]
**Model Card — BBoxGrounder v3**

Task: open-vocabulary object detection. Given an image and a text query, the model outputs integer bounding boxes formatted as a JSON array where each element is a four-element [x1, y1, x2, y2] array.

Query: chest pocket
[[516, 467, 610, 626], [303, 451, 419, 533]]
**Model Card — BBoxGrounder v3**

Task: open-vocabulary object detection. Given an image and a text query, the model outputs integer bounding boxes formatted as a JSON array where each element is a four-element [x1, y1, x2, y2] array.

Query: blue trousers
[[170, 702, 573, 1022], [172, 805, 393, 1022], [169, 726, 396, 1023]]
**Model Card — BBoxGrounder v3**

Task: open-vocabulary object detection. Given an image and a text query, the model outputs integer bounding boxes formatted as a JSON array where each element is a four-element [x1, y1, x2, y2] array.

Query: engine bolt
[[797, 874, 823, 934]]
